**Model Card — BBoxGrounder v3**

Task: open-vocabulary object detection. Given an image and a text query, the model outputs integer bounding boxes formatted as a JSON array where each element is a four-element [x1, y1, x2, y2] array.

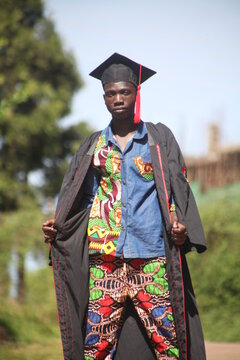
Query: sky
[[45, 0, 240, 156]]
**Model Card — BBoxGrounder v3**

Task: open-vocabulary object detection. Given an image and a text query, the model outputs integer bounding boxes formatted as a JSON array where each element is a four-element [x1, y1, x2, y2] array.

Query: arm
[[166, 127, 206, 253]]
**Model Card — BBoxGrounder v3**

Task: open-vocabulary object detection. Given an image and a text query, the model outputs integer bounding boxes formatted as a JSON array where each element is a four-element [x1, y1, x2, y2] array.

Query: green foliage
[[0, 198, 45, 257], [42, 121, 95, 196], [0, 0, 95, 307], [0, 1, 96, 356], [0, 198, 45, 300], [0, 0, 95, 306], [187, 182, 240, 341], [0, 267, 60, 343], [0, 0, 83, 209]]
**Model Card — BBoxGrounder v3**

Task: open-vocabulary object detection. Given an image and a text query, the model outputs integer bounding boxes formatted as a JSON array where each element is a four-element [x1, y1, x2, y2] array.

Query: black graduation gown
[[50, 122, 207, 360]]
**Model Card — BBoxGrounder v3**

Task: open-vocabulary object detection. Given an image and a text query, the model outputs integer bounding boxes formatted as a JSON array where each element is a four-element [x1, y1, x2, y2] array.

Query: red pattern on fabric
[[97, 340, 109, 351], [84, 256, 179, 359], [101, 255, 115, 262], [156, 342, 168, 352], [98, 296, 114, 307], [152, 332, 165, 344], [98, 307, 113, 318], [95, 350, 108, 359], [101, 262, 117, 273], [137, 291, 154, 310], [129, 258, 146, 268], [136, 290, 151, 302]]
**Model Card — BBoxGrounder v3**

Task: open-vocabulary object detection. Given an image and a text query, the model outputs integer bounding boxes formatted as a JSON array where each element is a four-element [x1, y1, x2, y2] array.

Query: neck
[[111, 117, 138, 137]]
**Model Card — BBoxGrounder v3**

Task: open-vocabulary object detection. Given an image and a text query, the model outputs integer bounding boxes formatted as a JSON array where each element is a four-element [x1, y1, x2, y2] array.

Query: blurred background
[[0, 0, 239, 359]]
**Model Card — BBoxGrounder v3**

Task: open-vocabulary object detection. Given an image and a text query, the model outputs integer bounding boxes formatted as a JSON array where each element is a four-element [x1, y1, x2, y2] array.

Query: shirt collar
[[103, 120, 146, 146]]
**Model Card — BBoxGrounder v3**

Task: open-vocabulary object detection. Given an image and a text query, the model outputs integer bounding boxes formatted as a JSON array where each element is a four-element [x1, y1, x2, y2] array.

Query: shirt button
[[122, 226, 125, 231], [122, 159, 125, 163], [122, 202, 126, 207], [122, 180, 126, 185]]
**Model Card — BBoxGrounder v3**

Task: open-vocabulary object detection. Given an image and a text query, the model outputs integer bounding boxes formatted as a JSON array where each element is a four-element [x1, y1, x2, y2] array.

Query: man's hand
[[170, 212, 188, 246], [42, 219, 57, 244]]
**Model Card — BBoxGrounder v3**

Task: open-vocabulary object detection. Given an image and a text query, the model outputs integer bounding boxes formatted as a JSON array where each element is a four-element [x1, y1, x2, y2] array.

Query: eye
[[121, 90, 131, 95], [105, 92, 114, 97]]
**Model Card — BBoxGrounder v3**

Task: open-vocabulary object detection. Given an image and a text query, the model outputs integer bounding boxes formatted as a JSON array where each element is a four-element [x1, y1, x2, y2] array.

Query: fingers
[[43, 231, 56, 244], [44, 234, 55, 244], [173, 219, 178, 229], [42, 218, 57, 244], [42, 226, 57, 235], [172, 234, 187, 245], [171, 222, 188, 246], [170, 211, 178, 226], [42, 218, 55, 227]]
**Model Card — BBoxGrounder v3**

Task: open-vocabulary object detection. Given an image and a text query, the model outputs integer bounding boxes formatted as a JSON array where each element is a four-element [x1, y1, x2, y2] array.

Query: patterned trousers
[[84, 255, 179, 360]]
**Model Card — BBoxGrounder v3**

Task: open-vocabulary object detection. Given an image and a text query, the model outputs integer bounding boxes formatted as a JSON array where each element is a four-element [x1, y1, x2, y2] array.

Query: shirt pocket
[[133, 154, 154, 181]]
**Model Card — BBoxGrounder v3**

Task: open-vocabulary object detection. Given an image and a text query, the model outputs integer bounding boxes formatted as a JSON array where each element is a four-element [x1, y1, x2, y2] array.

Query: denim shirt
[[82, 121, 165, 258]]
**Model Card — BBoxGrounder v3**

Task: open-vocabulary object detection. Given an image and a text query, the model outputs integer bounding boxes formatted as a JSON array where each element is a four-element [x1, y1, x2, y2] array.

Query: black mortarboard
[[89, 52, 156, 87], [89, 53, 156, 123]]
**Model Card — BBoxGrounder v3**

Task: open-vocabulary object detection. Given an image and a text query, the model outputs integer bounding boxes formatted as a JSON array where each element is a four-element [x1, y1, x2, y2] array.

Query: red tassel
[[134, 64, 142, 124], [134, 85, 141, 124]]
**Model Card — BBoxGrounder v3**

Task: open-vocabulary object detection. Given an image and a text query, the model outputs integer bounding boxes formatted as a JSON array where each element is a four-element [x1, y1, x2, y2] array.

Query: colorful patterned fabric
[[88, 135, 121, 255], [84, 256, 179, 360], [134, 155, 154, 181]]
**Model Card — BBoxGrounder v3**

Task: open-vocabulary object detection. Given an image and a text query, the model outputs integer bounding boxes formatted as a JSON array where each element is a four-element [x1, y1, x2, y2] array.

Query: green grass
[[187, 241, 240, 342], [187, 181, 240, 342], [0, 339, 62, 360], [0, 267, 63, 359]]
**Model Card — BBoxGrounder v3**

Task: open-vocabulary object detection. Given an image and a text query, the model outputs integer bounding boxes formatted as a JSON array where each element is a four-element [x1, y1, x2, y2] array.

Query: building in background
[[186, 123, 240, 192]]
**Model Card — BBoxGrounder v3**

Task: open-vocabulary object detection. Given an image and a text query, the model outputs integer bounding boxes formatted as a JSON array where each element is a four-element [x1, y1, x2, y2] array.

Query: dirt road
[[206, 342, 240, 360]]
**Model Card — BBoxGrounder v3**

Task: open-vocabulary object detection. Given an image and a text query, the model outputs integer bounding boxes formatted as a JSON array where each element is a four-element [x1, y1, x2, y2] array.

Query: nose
[[114, 93, 123, 105]]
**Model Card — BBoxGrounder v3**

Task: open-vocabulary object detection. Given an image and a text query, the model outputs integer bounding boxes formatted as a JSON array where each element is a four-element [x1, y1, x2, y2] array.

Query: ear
[[103, 94, 106, 103]]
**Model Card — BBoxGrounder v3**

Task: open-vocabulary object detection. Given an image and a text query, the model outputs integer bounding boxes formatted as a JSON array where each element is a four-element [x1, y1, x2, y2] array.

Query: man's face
[[103, 81, 137, 121]]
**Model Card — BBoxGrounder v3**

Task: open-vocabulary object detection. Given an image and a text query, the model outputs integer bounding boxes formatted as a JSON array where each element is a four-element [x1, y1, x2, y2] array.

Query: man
[[42, 53, 206, 360]]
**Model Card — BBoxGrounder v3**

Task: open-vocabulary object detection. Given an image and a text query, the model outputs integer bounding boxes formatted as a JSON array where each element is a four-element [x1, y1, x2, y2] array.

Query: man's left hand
[[171, 214, 188, 245]]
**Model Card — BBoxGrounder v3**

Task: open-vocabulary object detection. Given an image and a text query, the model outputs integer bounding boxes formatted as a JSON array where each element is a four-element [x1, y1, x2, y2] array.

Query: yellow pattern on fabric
[[114, 206, 121, 228], [94, 135, 105, 154], [89, 241, 103, 250], [134, 156, 154, 180], [89, 240, 116, 254], [89, 197, 100, 218], [88, 225, 108, 238], [110, 152, 121, 175], [88, 225, 121, 238], [103, 241, 116, 254]]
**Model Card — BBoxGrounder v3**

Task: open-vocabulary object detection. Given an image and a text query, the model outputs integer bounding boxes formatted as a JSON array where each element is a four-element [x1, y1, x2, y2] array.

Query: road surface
[[206, 342, 240, 360]]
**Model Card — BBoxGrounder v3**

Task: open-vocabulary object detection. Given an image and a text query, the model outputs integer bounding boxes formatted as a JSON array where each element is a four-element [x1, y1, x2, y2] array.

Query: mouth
[[113, 107, 126, 112]]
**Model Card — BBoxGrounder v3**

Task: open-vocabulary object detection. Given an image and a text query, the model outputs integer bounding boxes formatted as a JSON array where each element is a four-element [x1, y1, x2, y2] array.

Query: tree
[[42, 121, 95, 197], [0, 0, 83, 210], [0, 0, 93, 301]]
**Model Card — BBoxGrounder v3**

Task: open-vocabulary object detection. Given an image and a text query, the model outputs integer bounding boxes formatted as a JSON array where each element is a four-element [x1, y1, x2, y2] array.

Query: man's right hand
[[42, 219, 57, 244]]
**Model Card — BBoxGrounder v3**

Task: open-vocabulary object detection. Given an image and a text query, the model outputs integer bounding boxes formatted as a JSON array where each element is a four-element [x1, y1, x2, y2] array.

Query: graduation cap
[[89, 53, 156, 123]]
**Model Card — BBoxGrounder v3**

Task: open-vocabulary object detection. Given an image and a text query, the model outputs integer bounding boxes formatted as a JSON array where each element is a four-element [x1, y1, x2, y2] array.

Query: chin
[[112, 112, 133, 122]]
